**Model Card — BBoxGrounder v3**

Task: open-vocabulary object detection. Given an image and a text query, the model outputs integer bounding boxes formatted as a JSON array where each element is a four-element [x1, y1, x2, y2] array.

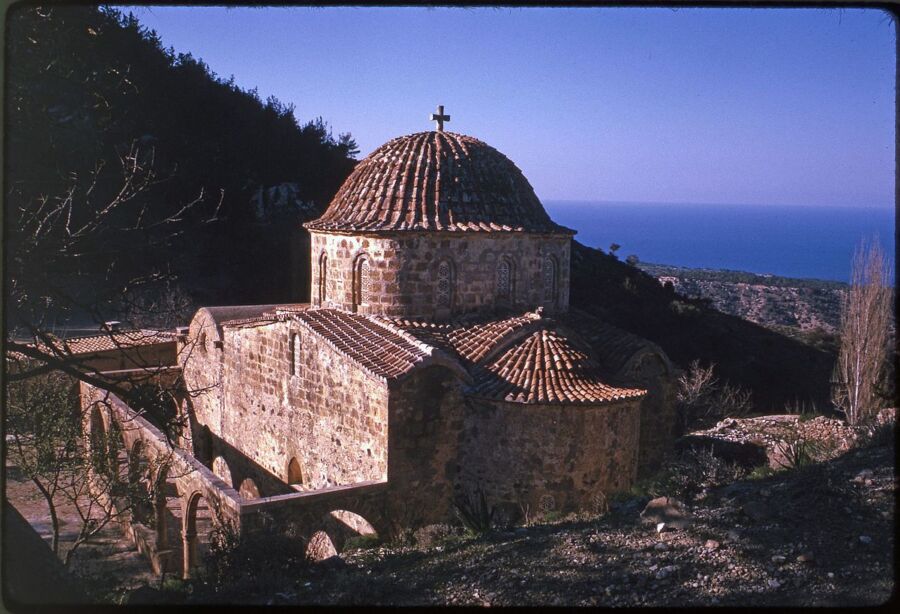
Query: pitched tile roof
[[293, 309, 431, 381], [471, 328, 645, 405], [386, 312, 541, 365], [561, 309, 670, 376], [305, 131, 575, 235], [25, 329, 175, 356], [384, 311, 646, 405]]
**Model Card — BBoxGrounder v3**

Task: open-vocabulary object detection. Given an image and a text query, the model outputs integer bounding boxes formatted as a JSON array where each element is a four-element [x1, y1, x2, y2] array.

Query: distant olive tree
[[832, 238, 894, 425]]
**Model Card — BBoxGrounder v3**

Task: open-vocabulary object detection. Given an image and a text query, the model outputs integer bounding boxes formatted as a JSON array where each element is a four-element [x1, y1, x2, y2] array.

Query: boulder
[[741, 501, 771, 523]]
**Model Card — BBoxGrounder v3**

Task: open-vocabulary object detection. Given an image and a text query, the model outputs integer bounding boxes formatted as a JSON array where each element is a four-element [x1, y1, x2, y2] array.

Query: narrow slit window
[[436, 260, 453, 307], [497, 258, 512, 299], [318, 253, 328, 304], [290, 332, 300, 375], [354, 257, 370, 307], [542, 255, 558, 302]]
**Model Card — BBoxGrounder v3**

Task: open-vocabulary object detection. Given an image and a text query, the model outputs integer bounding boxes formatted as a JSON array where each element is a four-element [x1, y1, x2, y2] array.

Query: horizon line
[[541, 198, 896, 211]]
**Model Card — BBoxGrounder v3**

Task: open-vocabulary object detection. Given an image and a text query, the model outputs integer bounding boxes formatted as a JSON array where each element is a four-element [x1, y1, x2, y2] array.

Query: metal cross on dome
[[430, 105, 450, 131]]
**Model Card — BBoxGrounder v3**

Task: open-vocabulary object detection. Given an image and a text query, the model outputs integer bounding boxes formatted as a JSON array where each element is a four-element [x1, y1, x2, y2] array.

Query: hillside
[[568, 244, 837, 411], [6, 5, 357, 331], [638, 263, 845, 335]]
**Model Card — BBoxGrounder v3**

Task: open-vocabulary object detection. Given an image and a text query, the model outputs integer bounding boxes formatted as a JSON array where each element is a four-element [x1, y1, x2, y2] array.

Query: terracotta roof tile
[[27, 329, 175, 356], [293, 309, 430, 380], [305, 131, 575, 235], [471, 328, 645, 405], [384, 312, 646, 405]]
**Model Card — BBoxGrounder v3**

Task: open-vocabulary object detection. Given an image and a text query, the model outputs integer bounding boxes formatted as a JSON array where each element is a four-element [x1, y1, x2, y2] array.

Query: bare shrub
[[717, 383, 754, 418], [676, 360, 755, 432], [832, 237, 894, 425]]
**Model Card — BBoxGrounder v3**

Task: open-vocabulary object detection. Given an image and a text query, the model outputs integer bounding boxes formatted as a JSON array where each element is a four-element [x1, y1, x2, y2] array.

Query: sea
[[544, 201, 895, 283]]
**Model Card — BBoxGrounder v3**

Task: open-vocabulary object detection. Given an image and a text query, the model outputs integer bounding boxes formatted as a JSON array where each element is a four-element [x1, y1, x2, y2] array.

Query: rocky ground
[[159, 420, 893, 607], [7, 420, 894, 607]]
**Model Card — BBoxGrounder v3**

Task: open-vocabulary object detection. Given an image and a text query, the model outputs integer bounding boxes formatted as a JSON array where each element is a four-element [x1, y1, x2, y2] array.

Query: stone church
[[179, 114, 676, 524], [81, 111, 677, 575]]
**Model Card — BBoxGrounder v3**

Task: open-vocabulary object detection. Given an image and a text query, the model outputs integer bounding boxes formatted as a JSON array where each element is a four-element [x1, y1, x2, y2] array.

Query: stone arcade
[[81, 115, 677, 577]]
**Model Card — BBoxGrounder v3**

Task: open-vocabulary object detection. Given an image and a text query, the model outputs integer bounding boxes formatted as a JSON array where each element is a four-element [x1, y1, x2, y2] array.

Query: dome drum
[[310, 230, 570, 319]]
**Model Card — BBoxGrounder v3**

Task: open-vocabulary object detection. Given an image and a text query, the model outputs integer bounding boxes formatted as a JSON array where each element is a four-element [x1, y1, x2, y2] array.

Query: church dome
[[305, 131, 574, 234]]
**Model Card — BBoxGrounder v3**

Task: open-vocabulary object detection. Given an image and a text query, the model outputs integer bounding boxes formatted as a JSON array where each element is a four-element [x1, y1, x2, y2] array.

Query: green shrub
[[747, 465, 775, 480], [343, 534, 381, 551], [453, 486, 495, 535], [643, 446, 747, 500]]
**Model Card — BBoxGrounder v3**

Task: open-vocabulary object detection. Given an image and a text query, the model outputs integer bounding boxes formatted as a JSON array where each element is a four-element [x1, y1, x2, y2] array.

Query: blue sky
[[123, 6, 895, 209]]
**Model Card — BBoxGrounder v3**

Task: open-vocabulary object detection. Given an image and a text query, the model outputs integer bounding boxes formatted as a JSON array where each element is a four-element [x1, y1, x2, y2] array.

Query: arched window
[[542, 255, 558, 303], [353, 256, 370, 309], [436, 260, 453, 308], [287, 457, 303, 485], [496, 258, 513, 300], [318, 252, 328, 304]]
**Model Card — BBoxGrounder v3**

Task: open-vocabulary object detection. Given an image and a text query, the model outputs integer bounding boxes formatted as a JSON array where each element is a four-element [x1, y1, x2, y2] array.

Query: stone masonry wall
[[310, 231, 571, 319], [182, 318, 389, 491], [622, 353, 678, 478], [458, 398, 642, 515], [385, 366, 468, 527]]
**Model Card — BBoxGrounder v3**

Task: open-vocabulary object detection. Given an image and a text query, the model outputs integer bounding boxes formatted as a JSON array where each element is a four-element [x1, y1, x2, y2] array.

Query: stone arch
[[238, 477, 261, 500], [287, 457, 304, 486], [306, 510, 379, 560], [352, 253, 371, 311], [496, 256, 515, 302], [127, 439, 154, 525], [192, 423, 214, 468], [106, 413, 128, 485], [88, 403, 110, 474], [542, 254, 559, 305], [152, 463, 178, 552], [182, 491, 215, 579], [318, 251, 328, 305], [306, 530, 338, 561], [212, 456, 233, 488]]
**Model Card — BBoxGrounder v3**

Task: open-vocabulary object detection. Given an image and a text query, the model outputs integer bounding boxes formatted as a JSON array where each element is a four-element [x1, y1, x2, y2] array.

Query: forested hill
[[7, 5, 358, 323], [568, 243, 837, 412]]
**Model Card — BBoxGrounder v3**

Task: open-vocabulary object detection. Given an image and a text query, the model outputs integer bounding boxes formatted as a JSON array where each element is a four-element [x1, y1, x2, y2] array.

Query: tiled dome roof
[[305, 131, 575, 234]]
